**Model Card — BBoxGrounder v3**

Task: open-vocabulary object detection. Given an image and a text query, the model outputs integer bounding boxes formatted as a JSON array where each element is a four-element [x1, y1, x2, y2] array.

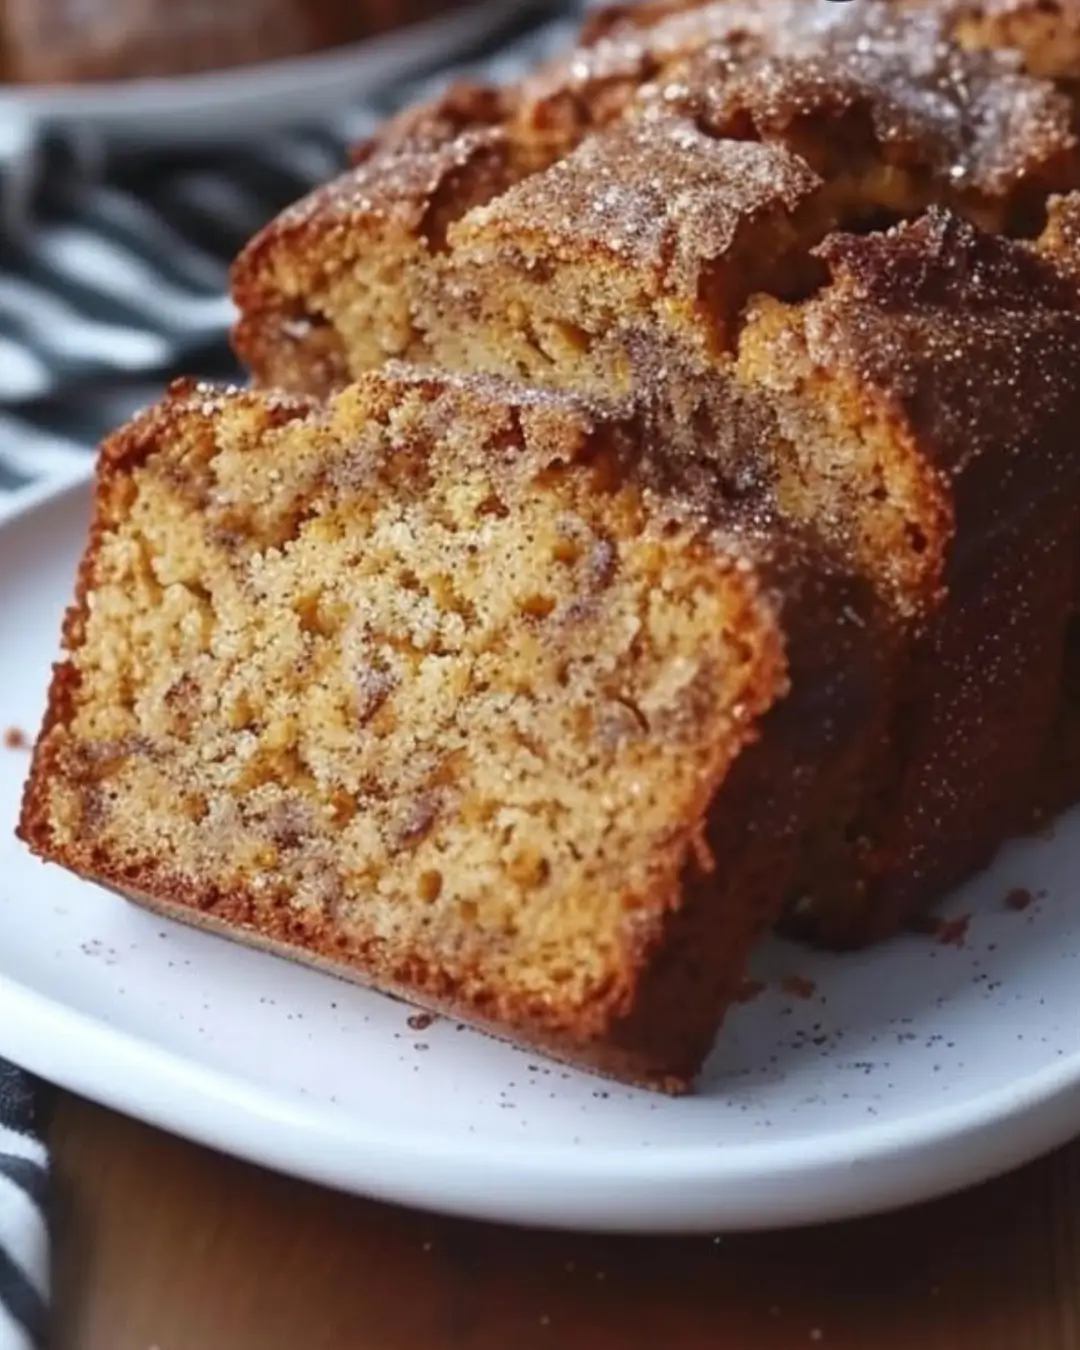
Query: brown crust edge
[[42, 859, 698, 1095]]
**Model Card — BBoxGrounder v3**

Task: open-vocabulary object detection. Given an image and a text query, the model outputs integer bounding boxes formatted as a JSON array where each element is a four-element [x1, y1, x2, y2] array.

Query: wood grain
[[50, 1093, 1080, 1350]]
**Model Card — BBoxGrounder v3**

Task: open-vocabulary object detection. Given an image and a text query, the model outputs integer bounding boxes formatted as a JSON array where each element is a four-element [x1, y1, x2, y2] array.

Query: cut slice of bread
[[19, 369, 887, 1090]]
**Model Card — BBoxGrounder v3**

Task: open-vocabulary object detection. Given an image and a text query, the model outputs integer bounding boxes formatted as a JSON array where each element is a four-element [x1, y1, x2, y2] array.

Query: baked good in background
[[0, 0, 465, 83]]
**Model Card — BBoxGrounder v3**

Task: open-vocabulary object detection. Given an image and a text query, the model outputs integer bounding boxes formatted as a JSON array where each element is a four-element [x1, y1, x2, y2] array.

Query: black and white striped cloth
[[0, 6, 578, 1345], [0, 1068, 46, 1350]]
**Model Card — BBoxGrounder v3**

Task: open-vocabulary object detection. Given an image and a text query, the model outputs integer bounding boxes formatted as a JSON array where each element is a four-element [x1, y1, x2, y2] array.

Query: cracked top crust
[[454, 113, 823, 288], [647, 5, 1078, 208]]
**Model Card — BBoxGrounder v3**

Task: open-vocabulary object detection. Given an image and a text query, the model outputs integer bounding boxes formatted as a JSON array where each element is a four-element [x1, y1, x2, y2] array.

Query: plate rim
[[4, 472, 1080, 1232], [0, 1, 533, 133]]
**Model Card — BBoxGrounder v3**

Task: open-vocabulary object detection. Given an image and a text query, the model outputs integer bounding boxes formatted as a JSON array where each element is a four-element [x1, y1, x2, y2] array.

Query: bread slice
[[232, 0, 1080, 398], [760, 213, 1080, 942], [424, 115, 835, 398], [231, 79, 533, 397], [241, 50, 1080, 942], [18, 369, 887, 1091]]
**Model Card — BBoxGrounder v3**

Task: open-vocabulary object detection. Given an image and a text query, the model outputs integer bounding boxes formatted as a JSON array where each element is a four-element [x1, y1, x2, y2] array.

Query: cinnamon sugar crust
[[759, 214, 1080, 942], [439, 113, 829, 374], [650, 5, 1079, 232]]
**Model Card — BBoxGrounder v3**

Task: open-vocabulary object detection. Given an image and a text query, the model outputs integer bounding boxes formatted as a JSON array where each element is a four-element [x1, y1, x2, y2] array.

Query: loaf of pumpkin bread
[[18, 0, 1080, 1092]]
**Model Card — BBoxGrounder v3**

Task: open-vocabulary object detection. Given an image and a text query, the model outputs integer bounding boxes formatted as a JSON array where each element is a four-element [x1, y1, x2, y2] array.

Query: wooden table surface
[[49, 1094, 1080, 1350]]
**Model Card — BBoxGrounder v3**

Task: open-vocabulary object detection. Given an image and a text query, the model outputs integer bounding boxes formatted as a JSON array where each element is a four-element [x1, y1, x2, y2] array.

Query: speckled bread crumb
[[18, 369, 888, 1091]]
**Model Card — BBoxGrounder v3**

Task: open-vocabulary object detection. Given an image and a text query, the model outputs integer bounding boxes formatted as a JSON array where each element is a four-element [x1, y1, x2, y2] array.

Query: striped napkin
[[0, 1068, 46, 1350], [0, 6, 579, 1345]]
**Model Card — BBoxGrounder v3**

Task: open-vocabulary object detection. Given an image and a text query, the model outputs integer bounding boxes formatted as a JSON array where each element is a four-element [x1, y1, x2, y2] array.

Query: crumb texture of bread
[[20, 373, 890, 1088]]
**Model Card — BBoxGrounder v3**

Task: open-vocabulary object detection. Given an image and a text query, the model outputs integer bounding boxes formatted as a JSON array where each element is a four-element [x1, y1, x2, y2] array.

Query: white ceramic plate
[[3, 472, 1080, 1234], [0, 3, 519, 150]]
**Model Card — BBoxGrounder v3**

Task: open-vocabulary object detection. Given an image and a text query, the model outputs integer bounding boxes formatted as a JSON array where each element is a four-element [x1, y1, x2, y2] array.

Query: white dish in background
[[3, 474, 1080, 1234], [0, 3, 521, 152]]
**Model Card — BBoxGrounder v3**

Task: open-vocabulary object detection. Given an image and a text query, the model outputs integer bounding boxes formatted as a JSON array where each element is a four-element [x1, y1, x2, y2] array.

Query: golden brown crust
[[777, 214, 1080, 943]]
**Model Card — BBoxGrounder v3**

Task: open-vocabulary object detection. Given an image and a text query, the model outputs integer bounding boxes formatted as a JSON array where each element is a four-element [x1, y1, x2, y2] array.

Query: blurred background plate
[[0, 0, 522, 150]]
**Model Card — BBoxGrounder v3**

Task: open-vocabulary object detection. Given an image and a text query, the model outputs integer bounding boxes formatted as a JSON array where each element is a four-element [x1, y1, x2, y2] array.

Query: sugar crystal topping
[[467, 113, 820, 285], [642, 3, 1076, 197]]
